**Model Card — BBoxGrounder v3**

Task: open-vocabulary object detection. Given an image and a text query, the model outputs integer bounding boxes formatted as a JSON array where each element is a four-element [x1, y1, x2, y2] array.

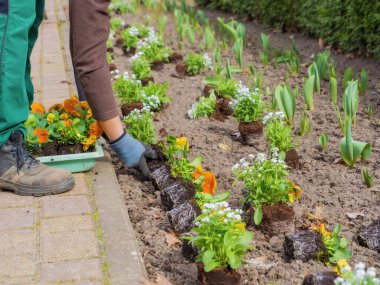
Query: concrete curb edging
[[92, 155, 147, 285]]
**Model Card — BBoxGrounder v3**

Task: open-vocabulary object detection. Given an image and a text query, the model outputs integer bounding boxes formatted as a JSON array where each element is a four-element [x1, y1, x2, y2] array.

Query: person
[[0, 0, 155, 196]]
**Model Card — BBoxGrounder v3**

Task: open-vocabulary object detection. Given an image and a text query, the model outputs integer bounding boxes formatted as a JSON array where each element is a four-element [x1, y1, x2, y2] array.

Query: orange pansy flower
[[63, 96, 80, 117], [81, 135, 97, 151], [48, 103, 63, 112], [202, 171, 217, 195], [30, 102, 45, 115], [33, 128, 49, 144], [88, 121, 103, 137]]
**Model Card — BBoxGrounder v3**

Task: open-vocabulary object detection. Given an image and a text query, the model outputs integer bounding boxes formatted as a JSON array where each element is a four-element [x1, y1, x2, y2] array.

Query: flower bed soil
[[112, 8, 380, 285]]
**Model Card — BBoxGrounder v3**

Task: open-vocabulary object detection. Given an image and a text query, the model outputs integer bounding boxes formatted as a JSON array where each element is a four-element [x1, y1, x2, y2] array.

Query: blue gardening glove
[[109, 132, 157, 178]]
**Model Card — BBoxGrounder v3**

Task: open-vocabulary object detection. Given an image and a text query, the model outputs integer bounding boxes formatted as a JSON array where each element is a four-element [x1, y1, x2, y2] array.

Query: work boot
[[0, 131, 75, 196]]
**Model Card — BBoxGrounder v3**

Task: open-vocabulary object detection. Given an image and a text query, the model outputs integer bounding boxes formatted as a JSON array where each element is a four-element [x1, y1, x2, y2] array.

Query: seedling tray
[[37, 141, 104, 173]]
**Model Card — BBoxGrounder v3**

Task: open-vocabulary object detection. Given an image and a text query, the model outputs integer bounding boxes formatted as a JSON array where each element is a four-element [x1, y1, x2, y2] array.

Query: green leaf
[[190, 156, 203, 167], [275, 84, 296, 125], [227, 251, 241, 269], [254, 206, 263, 225], [304, 75, 315, 112]]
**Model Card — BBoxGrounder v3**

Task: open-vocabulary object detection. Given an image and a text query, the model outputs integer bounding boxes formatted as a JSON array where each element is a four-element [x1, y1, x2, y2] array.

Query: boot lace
[[10, 142, 40, 172]]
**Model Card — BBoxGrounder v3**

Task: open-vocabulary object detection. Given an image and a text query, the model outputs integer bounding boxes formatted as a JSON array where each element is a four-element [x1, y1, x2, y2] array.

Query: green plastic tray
[[37, 141, 104, 173]]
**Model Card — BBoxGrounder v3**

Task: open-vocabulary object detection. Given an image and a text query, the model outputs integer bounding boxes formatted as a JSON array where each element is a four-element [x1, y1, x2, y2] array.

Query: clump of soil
[[175, 63, 188, 77], [121, 101, 144, 117], [197, 263, 242, 285], [141, 76, 154, 86], [33, 141, 87, 156], [151, 60, 166, 71], [261, 203, 295, 237], [285, 148, 300, 169], [212, 98, 233, 121]]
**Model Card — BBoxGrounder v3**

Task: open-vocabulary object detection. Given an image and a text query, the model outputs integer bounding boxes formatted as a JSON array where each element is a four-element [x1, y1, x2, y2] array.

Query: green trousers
[[0, 0, 44, 146]]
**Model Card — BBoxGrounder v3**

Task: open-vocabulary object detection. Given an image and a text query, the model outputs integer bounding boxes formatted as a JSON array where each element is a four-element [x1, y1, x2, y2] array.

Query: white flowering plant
[[120, 25, 149, 52], [263, 111, 295, 153], [185, 201, 254, 272], [187, 92, 217, 119], [130, 56, 152, 80], [112, 71, 143, 104], [232, 149, 295, 225], [140, 81, 171, 111], [184, 53, 213, 75], [230, 83, 264, 123], [335, 262, 379, 285], [122, 108, 156, 145]]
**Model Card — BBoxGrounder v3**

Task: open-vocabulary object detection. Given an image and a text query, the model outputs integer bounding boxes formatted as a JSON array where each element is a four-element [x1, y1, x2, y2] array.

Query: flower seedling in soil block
[[176, 52, 213, 76], [185, 201, 253, 285], [230, 83, 264, 145], [203, 76, 239, 99], [263, 112, 299, 169], [311, 224, 352, 265], [122, 107, 156, 145], [232, 149, 302, 236], [27, 98, 102, 156], [334, 262, 380, 285]]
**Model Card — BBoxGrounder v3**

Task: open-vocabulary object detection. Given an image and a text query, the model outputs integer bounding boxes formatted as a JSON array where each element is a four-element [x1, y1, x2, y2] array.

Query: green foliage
[[184, 53, 209, 75], [203, 26, 215, 50], [362, 168, 374, 188], [319, 134, 329, 152], [368, 104, 374, 120], [320, 224, 352, 264], [339, 117, 372, 168], [314, 50, 331, 80], [263, 112, 294, 152], [304, 75, 315, 112], [110, 18, 124, 31], [343, 67, 354, 90], [141, 82, 172, 110], [195, 0, 380, 59], [185, 201, 253, 272], [130, 57, 152, 80], [299, 109, 311, 137], [307, 63, 320, 93], [204, 76, 238, 98], [275, 84, 296, 125], [112, 73, 142, 104], [259, 33, 270, 65], [329, 76, 338, 105], [188, 92, 217, 119], [157, 16, 168, 36], [358, 68, 369, 95], [122, 108, 156, 145], [120, 25, 149, 51]]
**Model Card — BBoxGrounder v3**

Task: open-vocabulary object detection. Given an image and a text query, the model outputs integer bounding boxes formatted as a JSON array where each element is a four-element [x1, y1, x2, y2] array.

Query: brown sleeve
[[69, 0, 119, 120]]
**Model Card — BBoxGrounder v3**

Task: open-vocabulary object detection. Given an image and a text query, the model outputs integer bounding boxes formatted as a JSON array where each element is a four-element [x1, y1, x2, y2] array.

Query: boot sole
[[0, 176, 75, 197]]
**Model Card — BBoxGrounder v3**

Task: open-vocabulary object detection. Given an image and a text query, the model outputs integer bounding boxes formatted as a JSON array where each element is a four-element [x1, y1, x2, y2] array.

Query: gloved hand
[[109, 132, 157, 178]]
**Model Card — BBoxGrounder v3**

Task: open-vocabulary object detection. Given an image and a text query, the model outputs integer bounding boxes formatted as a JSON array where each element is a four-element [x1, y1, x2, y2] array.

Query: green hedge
[[196, 0, 380, 59]]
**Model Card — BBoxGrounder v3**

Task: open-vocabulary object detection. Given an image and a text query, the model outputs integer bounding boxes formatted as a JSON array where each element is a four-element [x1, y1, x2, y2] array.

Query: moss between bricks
[[87, 175, 111, 285]]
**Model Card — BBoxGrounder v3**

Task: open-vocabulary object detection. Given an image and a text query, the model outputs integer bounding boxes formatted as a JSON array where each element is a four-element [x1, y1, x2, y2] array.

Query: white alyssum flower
[[203, 53, 213, 68], [128, 26, 140, 37]]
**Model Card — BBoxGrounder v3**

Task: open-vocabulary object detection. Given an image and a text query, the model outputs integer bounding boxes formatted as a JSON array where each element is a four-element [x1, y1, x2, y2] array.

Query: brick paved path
[[0, 1, 146, 284]]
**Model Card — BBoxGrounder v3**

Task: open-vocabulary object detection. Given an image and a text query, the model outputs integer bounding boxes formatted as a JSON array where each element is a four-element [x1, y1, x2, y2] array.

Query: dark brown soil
[[120, 101, 144, 117], [197, 263, 242, 285], [261, 203, 295, 237], [151, 60, 166, 71], [202, 85, 214, 97], [212, 98, 233, 121], [109, 63, 118, 72], [141, 76, 154, 86], [238, 121, 264, 146], [112, 6, 380, 285], [169, 52, 184, 63], [175, 63, 188, 77], [57, 143, 84, 155], [285, 148, 300, 169]]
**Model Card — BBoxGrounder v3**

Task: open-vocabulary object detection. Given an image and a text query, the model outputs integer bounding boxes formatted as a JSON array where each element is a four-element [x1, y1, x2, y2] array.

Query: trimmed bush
[[196, 0, 380, 58]]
